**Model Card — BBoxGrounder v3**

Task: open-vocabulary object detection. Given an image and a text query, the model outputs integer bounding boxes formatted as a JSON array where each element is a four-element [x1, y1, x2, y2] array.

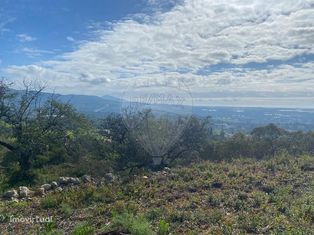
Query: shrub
[[60, 203, 73, 218], [146, 208, 163, 221], [158, 219, 170, 235], [207, 209, 224, 224], [43, 221, 58, 232], [207, 194, 221, 207], [71, 223, 94, 235], [112, 212, 154, 235], [41, 195, 59, 209]]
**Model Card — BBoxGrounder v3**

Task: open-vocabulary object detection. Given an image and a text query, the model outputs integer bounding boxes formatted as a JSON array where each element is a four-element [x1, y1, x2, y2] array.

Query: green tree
[[100, 113, 151, 172], [0, 80, 90, 184], [100, 112, 212, 170], [251, 124, 287, 158]]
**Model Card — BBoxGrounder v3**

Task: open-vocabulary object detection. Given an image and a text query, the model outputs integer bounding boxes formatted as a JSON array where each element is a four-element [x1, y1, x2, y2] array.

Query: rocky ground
[[0, 155, 313, 234], [2, 173, 117, 203]]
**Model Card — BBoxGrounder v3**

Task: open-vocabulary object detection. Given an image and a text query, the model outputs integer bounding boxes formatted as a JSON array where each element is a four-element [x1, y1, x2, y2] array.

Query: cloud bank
[[4, 0, 314, 106]]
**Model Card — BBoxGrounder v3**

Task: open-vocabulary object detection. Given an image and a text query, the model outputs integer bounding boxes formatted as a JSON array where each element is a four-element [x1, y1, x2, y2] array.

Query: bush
[[60, 203, 73, 218], [158, 219, 170, 235], [41, 195, 59, 209], [71, 223, 94, 235], [112, 212, 154, 235]]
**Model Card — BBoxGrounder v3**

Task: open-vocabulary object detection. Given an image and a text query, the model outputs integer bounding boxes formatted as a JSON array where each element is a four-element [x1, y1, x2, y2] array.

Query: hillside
[[0, 155, 313, 235]]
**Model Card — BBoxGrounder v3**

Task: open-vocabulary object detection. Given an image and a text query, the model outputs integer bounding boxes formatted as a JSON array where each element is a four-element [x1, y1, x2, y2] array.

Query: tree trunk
[[18, 151, 32, 180]]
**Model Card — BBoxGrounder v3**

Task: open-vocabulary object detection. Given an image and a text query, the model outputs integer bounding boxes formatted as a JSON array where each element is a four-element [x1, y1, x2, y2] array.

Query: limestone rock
[[41, 184, 52, 191], [164, 167, 171, 172], [3, 190, 18, 200], [82, 175, 93, 183], [69, 177, 80, 185], [55, 187, 63, 192], [51, 181, 58, 189], [18, 186, 31, 198], [58, 177, 80, 186], [35, 187, 45, 197], [58, 177, 69, 185]]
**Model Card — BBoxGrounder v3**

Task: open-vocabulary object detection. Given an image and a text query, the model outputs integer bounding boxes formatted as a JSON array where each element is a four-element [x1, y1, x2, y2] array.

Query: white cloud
[[19, 47, 52, 57], [146, 0, 182, 11], [4, 0, 314, 105], [17, 33, 36, 42], [66, 36, 75, 42]]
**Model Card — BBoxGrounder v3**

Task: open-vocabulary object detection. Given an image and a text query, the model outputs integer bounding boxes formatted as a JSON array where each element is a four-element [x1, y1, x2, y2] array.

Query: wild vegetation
[[0, 81, 313, 234], [0, 155, 313, 234]]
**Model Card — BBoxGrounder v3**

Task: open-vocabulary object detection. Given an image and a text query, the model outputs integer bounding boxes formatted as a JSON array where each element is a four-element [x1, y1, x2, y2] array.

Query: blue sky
[[0, 0, 166, 66], [1, 0, 314, 107]]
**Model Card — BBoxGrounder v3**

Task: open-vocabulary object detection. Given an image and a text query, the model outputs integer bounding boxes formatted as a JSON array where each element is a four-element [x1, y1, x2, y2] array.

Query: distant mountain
[[57, 94, 121, 114], [10, 89, 122, 117], [102, 95, 123, 102], [9, 89, 314, 132]]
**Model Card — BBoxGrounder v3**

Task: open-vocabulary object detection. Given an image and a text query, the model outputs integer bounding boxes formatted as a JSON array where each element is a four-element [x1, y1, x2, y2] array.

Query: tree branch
[[0, 139, 17, 151]]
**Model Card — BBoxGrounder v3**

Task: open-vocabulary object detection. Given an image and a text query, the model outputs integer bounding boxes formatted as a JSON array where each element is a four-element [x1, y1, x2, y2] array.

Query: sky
[[0, 0, 314, 107]]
